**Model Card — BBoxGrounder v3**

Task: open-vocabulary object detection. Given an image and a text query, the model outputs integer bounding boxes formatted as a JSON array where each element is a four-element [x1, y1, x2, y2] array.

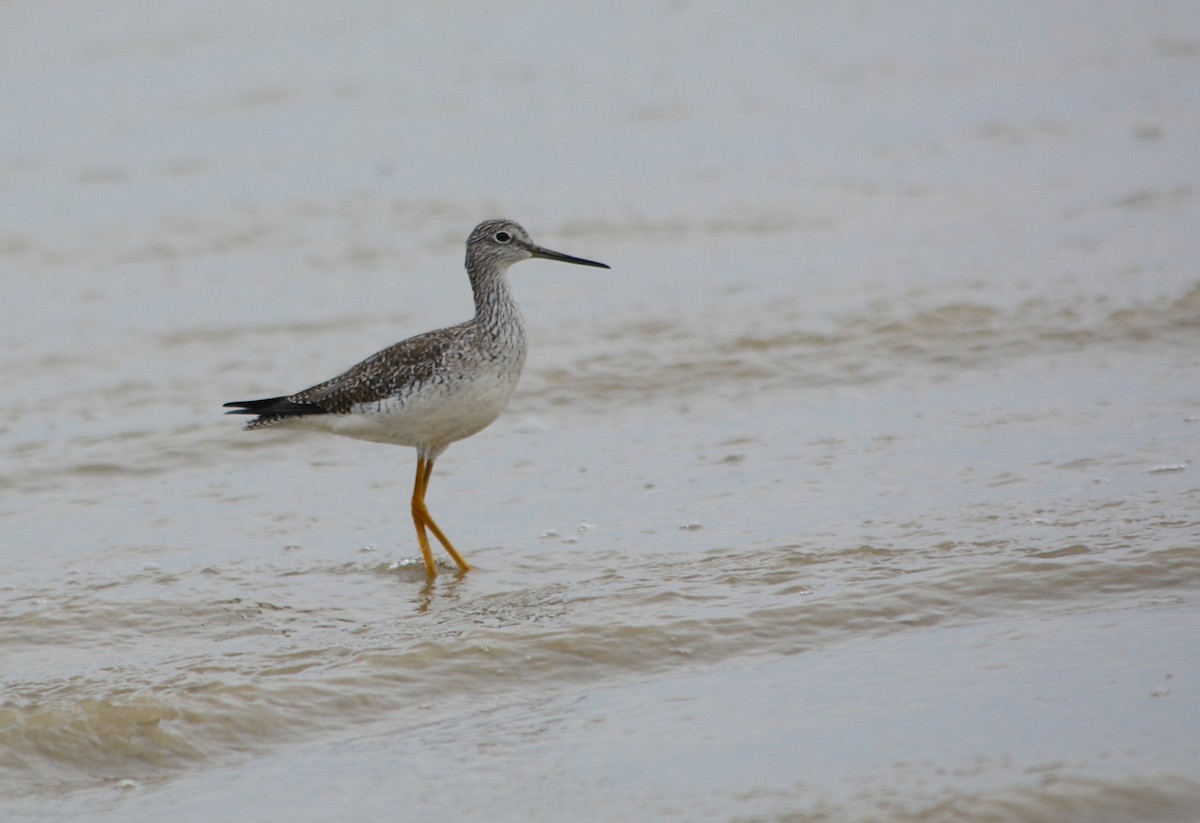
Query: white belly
[[313, 367, 521, 452]]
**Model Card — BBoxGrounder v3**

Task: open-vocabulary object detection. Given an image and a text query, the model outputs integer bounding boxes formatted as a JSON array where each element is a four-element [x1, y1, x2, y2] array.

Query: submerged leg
[[410, 456, 473, 576]]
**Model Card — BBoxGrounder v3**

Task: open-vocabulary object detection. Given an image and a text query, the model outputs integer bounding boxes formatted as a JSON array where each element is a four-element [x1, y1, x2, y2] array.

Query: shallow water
[[3, 1, 1200, 821]]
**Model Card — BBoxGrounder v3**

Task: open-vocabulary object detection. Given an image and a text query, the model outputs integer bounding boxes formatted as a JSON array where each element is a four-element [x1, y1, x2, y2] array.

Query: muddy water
[[3, 2, 1200, 821]]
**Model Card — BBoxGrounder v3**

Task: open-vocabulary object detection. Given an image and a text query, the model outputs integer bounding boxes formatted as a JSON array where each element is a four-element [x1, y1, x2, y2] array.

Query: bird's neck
[[467, 259, 525, 337]]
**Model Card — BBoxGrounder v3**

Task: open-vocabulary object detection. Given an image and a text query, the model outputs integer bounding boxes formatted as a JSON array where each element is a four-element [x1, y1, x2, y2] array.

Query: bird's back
[[231, 317, 527, 452]]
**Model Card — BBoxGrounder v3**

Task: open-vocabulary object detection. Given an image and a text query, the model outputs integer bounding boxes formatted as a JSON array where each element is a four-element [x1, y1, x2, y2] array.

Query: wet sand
[[2, 2, 1199, 820]]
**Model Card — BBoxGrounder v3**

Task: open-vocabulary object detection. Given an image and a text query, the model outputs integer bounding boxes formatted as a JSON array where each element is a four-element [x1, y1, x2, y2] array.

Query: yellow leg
[[410, 456, 474, 576], [411, 457, 438, 578]]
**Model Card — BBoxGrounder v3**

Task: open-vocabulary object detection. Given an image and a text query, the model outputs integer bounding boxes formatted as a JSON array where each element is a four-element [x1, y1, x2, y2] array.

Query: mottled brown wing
[[291, 327, 463, 413]]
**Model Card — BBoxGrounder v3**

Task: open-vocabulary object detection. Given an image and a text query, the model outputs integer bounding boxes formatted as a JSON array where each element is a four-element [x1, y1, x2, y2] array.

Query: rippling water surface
[[3, 2, 1200, 821]]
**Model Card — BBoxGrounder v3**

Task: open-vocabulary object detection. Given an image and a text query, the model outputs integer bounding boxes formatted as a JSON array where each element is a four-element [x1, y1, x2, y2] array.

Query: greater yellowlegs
[[224, 219, 609, 577]]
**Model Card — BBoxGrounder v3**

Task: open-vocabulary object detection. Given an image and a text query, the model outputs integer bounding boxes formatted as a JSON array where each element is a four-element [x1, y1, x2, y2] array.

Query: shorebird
[[224, 219, 608, 578]]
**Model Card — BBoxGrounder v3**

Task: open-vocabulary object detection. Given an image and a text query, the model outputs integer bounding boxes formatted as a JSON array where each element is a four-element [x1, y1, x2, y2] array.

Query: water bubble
[[540, 529, 560, 539], [680, 522, 703, 531]]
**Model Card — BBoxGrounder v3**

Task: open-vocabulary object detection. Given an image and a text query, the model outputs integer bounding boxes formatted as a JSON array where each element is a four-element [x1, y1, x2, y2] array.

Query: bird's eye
[[494, 231, 511, 244]]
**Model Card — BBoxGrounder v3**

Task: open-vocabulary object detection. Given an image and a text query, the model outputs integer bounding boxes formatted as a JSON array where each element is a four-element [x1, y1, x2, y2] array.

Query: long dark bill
[[529, 245, 610, 269]]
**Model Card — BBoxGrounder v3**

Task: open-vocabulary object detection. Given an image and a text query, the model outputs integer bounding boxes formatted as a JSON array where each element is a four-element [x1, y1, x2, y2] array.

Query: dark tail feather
[[223, 396, 329, 418]]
